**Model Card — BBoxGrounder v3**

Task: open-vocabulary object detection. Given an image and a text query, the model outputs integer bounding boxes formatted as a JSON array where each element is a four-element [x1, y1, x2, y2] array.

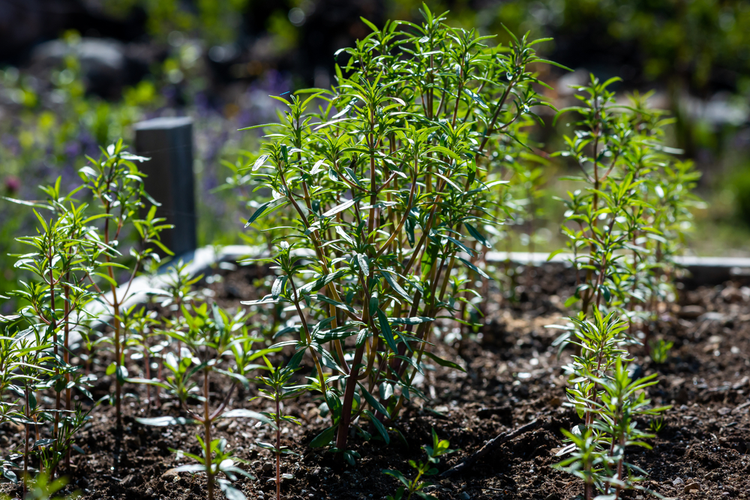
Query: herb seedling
[[78, 140, 172, 429], [137, 303, 273, 500], [648, 338, 673, 365], [254, 359, 305, 500], [383, 429, 454, 500]]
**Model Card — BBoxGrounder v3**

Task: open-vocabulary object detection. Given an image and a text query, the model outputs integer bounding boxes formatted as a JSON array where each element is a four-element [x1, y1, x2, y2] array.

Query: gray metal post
[[134, 116, 196, 257]]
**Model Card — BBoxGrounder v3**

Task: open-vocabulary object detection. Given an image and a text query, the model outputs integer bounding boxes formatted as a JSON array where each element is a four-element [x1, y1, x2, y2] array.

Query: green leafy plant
[[5, 180, 97, 488], [254, 359, 305, 500], [554, 361, 669, 499], [553, 427, 605, 500], [552, 308, 632, 426], [239, 4, 561, 457], [13, 471, 79, 500], [553, 75, 651, 316], [77, 140, 172, 428], [553, 77, 702, 336], [648, 415, 666, 434], [382, 429, 454, 500], [549, 77, 680, 499], [648, 338, 673, 365], [1, 140, 169, 489], [136, 303, 275, 500]]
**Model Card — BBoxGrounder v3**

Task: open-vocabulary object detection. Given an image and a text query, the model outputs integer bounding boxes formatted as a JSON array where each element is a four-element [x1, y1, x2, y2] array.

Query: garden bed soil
[[2, 263, 750, 500]]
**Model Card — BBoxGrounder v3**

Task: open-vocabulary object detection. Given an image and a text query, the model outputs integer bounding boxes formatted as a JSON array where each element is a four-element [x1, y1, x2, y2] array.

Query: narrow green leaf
[[423, 351, 465, 372], [358, 383, 391, 419], [376, 308, 398, 354], [323, 198, 357, 217], [310, 425, 337, 448], [364, 410, 390, 444]]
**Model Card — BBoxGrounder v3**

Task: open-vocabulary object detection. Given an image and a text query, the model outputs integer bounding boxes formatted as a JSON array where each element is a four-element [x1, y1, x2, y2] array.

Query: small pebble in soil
[[684, 482, 701, 493]]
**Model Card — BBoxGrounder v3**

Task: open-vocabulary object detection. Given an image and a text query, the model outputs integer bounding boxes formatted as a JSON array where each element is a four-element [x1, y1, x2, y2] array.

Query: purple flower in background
[[3, 175, 20, 195], [2, 134, 20, 156], [194, 91, 211, 116], [64, 141, 81, 158], [78, 131, 98, 157]]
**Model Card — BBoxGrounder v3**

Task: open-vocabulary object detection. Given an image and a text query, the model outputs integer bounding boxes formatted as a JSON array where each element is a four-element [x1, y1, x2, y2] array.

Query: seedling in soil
[[253, 359, 305, 500], [551, 308, 670, 498], [10, 471, 79, 500], [78, 140, 172, 429], [548, 75, 695, 498], [7, 180, 98, 481], [648, 416, 666, 434], [553, 427, 606, 500], [2, 142, 168, 490], [155, 259, 205, 311], [591, 360, 670, 498], [136, 303, 274, 500], [648, 338, 673, 364], [382, 429, 454, 500]]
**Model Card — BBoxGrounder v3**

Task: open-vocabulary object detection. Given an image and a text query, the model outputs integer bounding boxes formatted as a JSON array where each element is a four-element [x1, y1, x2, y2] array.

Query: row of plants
[[0, 6, 701, 500], [548, 77, 699, 498]]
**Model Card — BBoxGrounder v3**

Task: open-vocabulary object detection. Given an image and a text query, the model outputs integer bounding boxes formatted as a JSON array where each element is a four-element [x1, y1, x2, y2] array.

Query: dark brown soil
[[2, 263, 749, 500]]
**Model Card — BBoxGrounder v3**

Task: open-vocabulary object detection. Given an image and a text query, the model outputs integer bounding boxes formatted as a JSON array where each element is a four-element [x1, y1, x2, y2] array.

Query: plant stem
[[103, 211, 123, 430], [48, 239, 61, 460], [276, 395, 281, 500], [24, 380, 30, 497], [204, 369, 213, 500], [63, 280, 71, 471], [336, 343, 365, 451]]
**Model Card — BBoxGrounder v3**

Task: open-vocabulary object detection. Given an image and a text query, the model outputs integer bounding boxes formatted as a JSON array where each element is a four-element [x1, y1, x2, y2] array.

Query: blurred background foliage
[[1, 0, 750, 307]]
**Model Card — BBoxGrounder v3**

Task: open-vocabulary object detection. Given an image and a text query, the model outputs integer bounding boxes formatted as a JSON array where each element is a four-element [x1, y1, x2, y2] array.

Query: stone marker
[[133, 116, 196, 257]]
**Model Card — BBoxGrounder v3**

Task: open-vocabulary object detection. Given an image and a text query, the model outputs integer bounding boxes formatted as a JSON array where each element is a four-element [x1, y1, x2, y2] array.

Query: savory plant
[[553, 75, 648, 316], [554, 77, 702, 330], [647, 338, 673, 365], [1, 140, 168, 490], [4, 471, 80, 500], [382, 429, 454, 500], [136, 303, 274, 500], [549, 76, 687, 499], [554, 359, 669, 499], [77, 140, 172, 429], [239, 4, 561, 457], [5, 179, 96, 488], [253, 359, 305, 500]]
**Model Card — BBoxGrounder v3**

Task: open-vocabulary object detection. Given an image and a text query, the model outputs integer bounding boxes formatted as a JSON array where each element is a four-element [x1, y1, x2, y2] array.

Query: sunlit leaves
[[232, 6, 561, 454]]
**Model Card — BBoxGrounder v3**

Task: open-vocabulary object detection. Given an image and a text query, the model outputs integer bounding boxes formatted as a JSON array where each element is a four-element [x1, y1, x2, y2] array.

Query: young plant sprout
[[648, 338, 673, 364], [77, 140, 172, 429], [592, 360, 670, 498], [5, 180, 99, 487], [382, 429, 454, 500], [136, 303, 274, 500], [254, 359, 305, 500]]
